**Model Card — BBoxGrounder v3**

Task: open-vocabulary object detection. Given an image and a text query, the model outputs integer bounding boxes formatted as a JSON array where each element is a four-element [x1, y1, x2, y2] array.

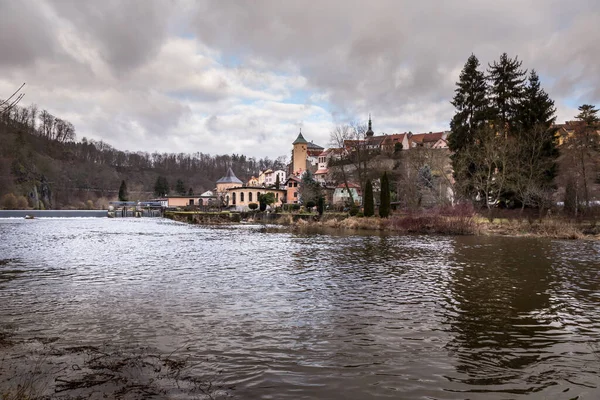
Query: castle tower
[[366, 114, 374, 137], [292, 129, 308, 176]]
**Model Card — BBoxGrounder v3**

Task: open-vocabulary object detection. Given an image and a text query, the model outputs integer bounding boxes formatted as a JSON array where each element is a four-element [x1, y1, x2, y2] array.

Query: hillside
[[0, 104, 285, 209]]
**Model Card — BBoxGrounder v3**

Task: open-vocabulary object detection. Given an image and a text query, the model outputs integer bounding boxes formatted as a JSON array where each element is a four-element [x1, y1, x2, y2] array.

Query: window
[[276, 193, 279, 200], [289, 182, 293, 187], [249, 192, 253, 202], [294, 182, 298, 187], [240, 192, 244, 202], [232, 192, 236, 205], [294, 192, 298, 198], [189, 199, 194, 205]]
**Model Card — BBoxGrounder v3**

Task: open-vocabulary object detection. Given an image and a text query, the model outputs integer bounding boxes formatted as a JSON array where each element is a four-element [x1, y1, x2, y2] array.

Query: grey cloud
[[0, 1, 60, 67], [48, 0, 173, 73], [1, 0, 599, 159], [191, 0, 600, 120]]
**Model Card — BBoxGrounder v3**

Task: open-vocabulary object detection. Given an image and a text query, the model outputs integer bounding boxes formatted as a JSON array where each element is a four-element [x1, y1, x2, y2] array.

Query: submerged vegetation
[[0, 334, 233, 400]]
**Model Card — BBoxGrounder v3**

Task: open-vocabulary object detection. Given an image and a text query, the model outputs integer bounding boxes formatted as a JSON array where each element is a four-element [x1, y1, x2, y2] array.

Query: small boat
[[24, 215, 35, 219]]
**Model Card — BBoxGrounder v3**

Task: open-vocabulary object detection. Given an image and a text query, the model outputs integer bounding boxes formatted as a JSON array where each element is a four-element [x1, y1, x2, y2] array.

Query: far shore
[[165, 210, 600, 241]]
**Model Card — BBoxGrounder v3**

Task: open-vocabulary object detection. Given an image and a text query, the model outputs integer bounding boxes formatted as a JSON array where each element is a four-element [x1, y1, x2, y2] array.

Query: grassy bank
[[478, 217, 600, 240], [270, 209, 599, 240], [166, 208, 599, 240]]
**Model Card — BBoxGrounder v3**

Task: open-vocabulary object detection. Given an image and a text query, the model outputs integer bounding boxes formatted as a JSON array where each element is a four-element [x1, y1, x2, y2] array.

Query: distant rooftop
[[216, 167, 243, 184]]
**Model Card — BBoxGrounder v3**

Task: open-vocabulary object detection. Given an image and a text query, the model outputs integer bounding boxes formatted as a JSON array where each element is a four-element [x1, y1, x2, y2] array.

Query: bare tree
[[0, 83, 26, 116], [508, 124, 557, 216], [329, 123, 357, 204], [454, 125, 510, 219]]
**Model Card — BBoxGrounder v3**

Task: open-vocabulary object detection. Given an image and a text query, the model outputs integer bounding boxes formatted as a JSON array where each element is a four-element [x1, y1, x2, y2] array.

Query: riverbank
[[285, 214, 599, 240], [0, 210, 108, 218], [164, 209, 599, 240]]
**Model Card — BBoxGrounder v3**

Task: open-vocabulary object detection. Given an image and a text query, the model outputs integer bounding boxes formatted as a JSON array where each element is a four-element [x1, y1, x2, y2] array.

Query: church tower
[[292, 129, 308, 176], [366, 114, 374, 137]]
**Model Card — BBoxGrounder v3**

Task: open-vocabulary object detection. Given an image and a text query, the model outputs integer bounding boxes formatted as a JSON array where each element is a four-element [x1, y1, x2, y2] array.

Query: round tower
[[292, 129, 308, 176]]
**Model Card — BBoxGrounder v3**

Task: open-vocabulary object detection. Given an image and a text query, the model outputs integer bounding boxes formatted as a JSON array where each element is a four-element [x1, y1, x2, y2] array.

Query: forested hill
[[0, 103, 286, 209]]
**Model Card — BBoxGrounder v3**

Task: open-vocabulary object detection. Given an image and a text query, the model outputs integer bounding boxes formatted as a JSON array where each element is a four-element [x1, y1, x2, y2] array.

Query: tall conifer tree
[[448, 54, 489, 153], [118, 180, 128, 201], [518, 70, 556, 131], [379, 172, 391, 218], [487, 53, 527, 132], [363, 179, 374, 217], [448, 54, 489, 199], [512, 69, 559, 194]]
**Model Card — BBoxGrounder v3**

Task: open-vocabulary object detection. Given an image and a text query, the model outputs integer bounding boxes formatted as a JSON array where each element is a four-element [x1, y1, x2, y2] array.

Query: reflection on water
[[0, 218, 599, 399]]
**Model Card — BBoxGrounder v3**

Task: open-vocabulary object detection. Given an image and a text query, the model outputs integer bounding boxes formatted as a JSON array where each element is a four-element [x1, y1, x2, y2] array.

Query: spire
[[293, 128, 308, 145], [366, 113, 374, 137]]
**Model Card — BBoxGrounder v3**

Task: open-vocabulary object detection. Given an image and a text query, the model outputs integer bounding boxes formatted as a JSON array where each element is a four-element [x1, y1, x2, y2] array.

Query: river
[[0, 218, 599, 399]]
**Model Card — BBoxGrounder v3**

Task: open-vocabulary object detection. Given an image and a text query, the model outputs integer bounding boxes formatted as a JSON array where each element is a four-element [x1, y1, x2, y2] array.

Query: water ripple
[[0, 218, 599, 399]]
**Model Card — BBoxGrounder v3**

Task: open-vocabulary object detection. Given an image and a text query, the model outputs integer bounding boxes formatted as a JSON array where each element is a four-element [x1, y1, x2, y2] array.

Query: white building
[[332, 183, 362, 206], [264, 169, 286, 188]]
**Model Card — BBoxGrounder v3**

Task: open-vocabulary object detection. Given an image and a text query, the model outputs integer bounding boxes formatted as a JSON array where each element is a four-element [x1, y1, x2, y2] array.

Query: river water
[[0, 218, 599, 399]]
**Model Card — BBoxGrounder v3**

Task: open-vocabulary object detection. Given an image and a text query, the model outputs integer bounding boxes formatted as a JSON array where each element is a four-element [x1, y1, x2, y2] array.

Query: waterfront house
[[333, 183, 362, 206], [285, 175, 302, 204], [226, 187, 286, 211]]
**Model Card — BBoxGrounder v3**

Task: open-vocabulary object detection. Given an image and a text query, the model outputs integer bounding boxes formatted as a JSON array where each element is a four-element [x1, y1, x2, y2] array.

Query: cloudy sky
[[1, 0, 599, 159]]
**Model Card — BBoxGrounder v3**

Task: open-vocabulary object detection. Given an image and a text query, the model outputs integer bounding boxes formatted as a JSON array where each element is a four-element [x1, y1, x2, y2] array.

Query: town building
[[332, 183, 362, 206], [285, 175, 302, 204], [226, 186, 286, 211], [291, 130, 309, 176]]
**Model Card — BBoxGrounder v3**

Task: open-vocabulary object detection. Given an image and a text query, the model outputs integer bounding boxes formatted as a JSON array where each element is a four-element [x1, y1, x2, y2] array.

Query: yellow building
[[226, 187, 286, 211], [292, 130, 308, 176]]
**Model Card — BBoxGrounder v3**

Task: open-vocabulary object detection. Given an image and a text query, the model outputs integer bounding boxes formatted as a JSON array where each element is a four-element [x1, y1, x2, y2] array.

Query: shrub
[[16, 196, 28, 210], [349, 205, 359, 216], [356, 211, 364, 218], [1, 193, 17, 209], [292, 204, 301, 211], [306, 200, 316, 210], [248, 203, 259, 210]]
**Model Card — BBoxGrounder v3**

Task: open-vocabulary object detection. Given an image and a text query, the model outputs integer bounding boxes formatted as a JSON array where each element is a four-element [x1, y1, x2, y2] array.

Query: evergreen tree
[[487, 53, 527, 132], [510, 69, 559, 206], [448, 54, 489, 199], [563, 178, 578, 217], [518, 70, 556, 131], [448, 54, 489, 153], [188, 187, 194, 196], [175, 179, 186, 196], [154, 176, 169, 197], [118, 180, 128, 201], [572, 104, 600, 207], [576, 104, 600, 125], [275, 174, 280, 189], [379, 172, 391, 218], [299, 170, 322, 205], [317, 196, 325, 216], [363, 179, 374, 217]]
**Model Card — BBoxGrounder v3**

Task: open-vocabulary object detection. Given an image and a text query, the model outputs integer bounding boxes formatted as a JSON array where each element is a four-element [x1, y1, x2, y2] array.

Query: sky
[[1, 0, 599, 160]]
